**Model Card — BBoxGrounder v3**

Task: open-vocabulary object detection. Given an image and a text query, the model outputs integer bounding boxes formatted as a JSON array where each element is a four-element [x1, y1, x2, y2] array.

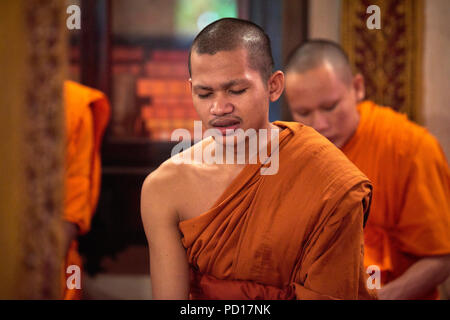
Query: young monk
[[284, 40, 450, 300], [141, 19, 375, 300]]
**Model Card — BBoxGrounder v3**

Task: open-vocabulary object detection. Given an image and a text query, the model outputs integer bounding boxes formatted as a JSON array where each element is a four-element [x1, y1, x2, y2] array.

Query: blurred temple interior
[[0, 0, 449, 299]]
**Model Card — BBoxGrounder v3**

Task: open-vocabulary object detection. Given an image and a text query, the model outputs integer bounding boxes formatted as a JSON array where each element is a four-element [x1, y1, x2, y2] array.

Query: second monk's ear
[[268, 71, 285, 102], [353, 73, 365, 102]]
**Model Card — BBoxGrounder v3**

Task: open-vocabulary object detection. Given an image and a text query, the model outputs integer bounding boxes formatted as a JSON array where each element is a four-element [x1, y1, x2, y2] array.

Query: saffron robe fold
[[179, 121, 376, 300], [342, 101, 450, 299], [63, 80, 110, 299]]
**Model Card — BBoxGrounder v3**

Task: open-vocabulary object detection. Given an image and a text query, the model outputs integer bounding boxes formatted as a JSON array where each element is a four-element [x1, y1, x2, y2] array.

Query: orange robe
[[179, 121, 376, 300], [341, 101, 450, 299], [62, 80, 110, 299]]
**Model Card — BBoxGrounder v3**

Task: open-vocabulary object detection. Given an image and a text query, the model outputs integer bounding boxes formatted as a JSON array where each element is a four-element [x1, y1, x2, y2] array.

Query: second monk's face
[[189, 48, 271, 136], [285, 64, 361, 148]]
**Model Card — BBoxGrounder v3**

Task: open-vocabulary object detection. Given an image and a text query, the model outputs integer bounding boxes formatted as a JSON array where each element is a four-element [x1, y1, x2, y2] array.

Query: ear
[[268, 71, 285, 102], [188, 78, 193, 91], [353, 73, 365, 102]]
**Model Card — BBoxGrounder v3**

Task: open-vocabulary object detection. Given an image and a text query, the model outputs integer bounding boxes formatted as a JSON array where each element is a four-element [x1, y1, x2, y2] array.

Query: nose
[[312, 112, 330, 133], [210, 94, 234, 116]]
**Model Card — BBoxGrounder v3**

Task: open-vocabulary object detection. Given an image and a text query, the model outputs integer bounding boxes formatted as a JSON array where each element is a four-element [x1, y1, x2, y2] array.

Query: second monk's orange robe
[[342, 101, 450, 299], [179, 121, 376, 300], [63, 80, 110, 299]]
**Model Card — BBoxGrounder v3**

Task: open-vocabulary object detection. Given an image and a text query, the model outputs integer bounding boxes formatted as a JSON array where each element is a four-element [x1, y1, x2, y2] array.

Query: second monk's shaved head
[[189, 18, 274, 82], [286, 40, 353, 86]]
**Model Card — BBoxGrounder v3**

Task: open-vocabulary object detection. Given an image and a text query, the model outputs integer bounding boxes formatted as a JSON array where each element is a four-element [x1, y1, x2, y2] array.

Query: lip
[[211, 119, 241, 136], [212, 124, 240, 136]]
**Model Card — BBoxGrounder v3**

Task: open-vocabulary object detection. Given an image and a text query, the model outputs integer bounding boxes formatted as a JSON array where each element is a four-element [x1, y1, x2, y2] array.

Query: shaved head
[[188, 18, 274, 82], [286, 40, 353, 86], [284, 40, 365, 148]]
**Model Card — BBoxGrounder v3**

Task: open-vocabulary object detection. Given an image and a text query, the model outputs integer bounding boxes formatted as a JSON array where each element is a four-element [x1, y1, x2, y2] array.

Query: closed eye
[[198, 92, 212, 99], [323, 103, 338, 112], [296, 110, 310, 117], [230, 88, 247, 95]]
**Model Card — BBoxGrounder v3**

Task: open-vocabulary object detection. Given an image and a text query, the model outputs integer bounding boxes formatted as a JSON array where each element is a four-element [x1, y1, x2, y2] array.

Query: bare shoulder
[[141, 138, 213, 224], [142, 158, 183, 189], [140, 158, 189, 225]]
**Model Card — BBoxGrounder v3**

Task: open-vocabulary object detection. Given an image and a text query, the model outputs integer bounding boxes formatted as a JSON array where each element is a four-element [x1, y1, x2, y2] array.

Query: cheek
[[292, 114, 312, 126], [192, 99, 210, 119], [235, 90, 266, 113], [238, 90, 261, 105], [332, 108, 351, 132]]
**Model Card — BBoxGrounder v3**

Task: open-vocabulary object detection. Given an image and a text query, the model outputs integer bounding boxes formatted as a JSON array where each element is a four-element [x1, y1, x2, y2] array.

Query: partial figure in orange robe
[[285, 40, 450, 300], [141, 18, 376, 300], [63, 80, 110, 299]]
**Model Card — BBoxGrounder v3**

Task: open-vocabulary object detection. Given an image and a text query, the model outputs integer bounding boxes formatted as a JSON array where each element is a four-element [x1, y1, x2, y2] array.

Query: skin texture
[[377, 255, 450, 300], [285, 63, 450, 299], [190, 49, 281, 136], [140, 48, 284, 299], [285, 63, 364, 148]]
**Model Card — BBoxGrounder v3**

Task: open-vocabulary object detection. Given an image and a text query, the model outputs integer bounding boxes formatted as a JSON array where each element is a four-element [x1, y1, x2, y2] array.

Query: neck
[[211, 122, 280, 164]]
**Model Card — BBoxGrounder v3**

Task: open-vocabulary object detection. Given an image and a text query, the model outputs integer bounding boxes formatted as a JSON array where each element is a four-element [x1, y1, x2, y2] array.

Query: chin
[[332, 139, 344, 148], [324, 135, 338, 145], [222, 131, 247, 147]]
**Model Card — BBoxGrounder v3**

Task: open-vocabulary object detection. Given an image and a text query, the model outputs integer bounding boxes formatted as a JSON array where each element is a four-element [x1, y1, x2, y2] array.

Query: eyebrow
[[193, 79, 249, 91], [295, 98, 340, 112], [295, 106, 311, 113], [319, 98, 340, 108]]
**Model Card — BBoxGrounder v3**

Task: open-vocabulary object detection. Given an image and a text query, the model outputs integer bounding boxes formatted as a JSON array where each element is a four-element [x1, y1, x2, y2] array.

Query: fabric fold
[[179, 121, 376, 300], [62, 80, 110, 299]]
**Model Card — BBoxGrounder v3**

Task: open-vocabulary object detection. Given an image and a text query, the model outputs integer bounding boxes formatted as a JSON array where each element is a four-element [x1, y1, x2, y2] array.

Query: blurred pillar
[[248, 0, 308, 121], [282, 0, 308, 121], [0, 0, 66, 299], [0, 0, 25, 300], [249, 0, 283, 121], [80, 0, 111, 98]]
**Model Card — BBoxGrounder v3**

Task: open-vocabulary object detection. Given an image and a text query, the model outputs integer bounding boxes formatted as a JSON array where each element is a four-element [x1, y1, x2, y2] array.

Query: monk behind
[[285, 40, 450, 300], [141, 19, 375, 300], [63, 80, 110, 299]]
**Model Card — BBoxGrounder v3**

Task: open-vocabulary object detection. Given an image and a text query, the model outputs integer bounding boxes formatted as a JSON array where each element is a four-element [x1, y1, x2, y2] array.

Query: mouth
[[211, 118, 241, 135]]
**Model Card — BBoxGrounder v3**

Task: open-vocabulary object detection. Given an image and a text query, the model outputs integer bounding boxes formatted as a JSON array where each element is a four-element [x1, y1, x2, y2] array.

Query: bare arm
[[378, 255, 450, 299], [140, 168, 190, 299]]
